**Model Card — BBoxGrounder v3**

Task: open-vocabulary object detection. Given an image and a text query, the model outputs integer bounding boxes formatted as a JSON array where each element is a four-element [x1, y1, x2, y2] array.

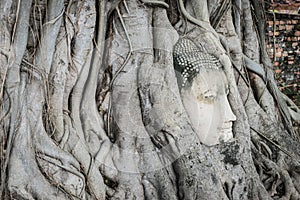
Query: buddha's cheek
[[195, 103, 218, 140]]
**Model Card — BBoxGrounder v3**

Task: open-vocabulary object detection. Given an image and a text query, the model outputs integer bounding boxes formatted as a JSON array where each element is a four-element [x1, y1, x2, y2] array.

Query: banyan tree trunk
[[0, 0, 300, 199]]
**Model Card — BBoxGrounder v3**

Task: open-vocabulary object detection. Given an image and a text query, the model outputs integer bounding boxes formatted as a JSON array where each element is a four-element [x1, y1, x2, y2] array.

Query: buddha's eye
[[204, 95, 216, 101], [199, 90, 217, 103]]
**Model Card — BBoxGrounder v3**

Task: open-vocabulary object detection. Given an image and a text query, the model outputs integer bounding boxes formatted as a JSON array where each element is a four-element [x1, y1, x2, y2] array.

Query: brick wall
[[269, 0, 300, 12], [266, 13, 300, 106], [271, 0, 300, 3]]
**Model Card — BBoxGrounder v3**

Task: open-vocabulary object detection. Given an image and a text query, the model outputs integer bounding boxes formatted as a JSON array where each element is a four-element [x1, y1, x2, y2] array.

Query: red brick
[[274, 61, 280, 67], [277, 47, 283, 52], [292, 37, 298, 41], [275, 52, 282, 57], [286, 20, 292, 25], [286, 25, 293, 31], [274, 31, 280, 36], [288, 60, 294, 65], [279, 25, 286, 30], [292, 42, 298, 47], [295, 31, 300, 37], [275, 69, 281, 74], [292, 20, 298, 24]]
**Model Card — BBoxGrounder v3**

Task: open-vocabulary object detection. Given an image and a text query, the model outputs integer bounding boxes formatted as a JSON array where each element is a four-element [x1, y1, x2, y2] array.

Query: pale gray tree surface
[[0, 0, 300, 199]]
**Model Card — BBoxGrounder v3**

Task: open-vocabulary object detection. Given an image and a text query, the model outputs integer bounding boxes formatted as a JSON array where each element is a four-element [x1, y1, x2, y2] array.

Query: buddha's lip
[[220, 125, 233, 130], [220, 122, 232, 128], [220, 128, 232, 132]]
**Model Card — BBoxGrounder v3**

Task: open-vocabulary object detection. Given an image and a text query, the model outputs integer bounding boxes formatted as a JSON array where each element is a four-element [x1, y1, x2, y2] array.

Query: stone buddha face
[[181, 68, 236, 146]]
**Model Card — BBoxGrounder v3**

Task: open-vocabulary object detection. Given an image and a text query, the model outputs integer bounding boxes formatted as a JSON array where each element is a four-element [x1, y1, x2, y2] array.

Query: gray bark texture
[[0, 0, 300, 199]]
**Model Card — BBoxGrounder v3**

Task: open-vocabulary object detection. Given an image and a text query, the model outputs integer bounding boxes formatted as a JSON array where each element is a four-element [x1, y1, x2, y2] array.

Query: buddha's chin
[[218, 128, 233, 142]]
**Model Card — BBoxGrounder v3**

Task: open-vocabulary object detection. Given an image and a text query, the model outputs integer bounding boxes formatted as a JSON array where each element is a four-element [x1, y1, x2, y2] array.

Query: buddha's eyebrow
[[202, 89, 211, 94], [202, 89, 217, 95]]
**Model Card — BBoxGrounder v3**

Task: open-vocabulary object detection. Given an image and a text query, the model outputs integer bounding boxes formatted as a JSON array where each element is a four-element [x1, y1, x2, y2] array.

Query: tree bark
[[1, 0, 300, 199]]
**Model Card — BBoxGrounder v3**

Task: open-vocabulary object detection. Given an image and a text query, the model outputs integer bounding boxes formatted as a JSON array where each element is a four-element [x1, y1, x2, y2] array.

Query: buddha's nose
[[224, 98, 236, 122]]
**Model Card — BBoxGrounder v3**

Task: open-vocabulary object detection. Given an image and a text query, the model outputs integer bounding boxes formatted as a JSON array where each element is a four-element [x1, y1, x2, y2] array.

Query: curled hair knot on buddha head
[[173, 37, 223, 88]]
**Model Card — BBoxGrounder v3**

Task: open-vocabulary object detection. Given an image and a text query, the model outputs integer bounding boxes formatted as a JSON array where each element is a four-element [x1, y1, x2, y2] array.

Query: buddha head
[[174, 37, 236, 146]]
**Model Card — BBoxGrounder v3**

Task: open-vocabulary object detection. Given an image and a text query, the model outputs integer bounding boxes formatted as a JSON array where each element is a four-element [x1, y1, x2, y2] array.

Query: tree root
[[178, 0, 219, 38], [107, 4, 133, 140], [252, 146, 300, 199], [139, 0, 169, 8]]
